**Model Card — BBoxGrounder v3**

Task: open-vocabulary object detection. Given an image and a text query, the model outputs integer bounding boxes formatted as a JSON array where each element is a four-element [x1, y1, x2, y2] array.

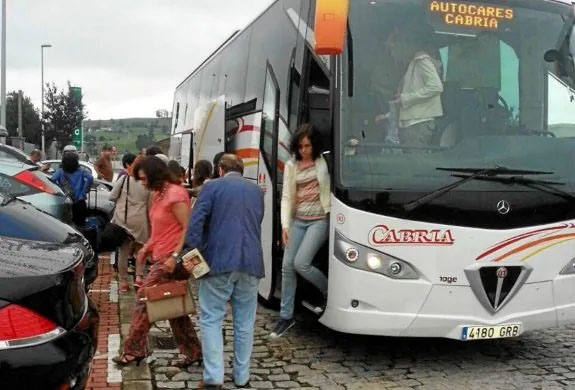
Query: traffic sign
[[72, 127, 82, 149]]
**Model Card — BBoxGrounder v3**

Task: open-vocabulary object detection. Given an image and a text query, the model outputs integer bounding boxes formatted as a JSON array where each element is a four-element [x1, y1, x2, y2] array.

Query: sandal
[[112, 353, 144, 367]]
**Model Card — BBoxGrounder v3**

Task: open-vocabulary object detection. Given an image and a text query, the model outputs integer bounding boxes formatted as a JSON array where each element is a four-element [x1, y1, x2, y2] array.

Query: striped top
[[295, 161, 326, 221]]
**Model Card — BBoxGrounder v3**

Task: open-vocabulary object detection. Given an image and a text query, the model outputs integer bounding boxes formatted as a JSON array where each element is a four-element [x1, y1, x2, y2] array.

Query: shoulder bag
[[99, 176, 131, 252]]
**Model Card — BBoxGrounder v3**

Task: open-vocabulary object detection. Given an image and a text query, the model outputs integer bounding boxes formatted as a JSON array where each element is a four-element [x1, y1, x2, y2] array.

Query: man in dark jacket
[[185, 154, 264, 389]]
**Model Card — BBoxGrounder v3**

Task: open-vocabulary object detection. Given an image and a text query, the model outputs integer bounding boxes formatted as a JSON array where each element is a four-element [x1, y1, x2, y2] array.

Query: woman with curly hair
[[112, 156, 201, 367]]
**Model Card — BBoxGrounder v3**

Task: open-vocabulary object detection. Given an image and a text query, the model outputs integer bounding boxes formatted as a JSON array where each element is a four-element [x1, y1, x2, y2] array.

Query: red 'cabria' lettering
[[368, 225, 455, 246]]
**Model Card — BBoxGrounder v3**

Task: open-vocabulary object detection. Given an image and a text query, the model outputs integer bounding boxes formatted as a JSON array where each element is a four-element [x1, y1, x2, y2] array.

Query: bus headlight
[[367, 254, 382, 270], [334, 230, 418, 279]]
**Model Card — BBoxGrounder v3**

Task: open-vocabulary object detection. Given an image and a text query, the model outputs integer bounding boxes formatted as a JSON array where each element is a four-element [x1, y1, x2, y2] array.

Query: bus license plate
[[461, 324, 521, 340]]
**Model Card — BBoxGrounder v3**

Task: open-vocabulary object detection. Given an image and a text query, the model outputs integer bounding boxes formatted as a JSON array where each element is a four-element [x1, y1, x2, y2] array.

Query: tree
[[135, 133, 153, 151], [84, 133, 97, 156], [43, 82, 86, 150], [6, 91, 42, 145]]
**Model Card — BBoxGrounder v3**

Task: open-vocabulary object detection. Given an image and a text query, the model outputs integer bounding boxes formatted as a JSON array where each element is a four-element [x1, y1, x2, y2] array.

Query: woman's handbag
[[144, 280, 195, 323]]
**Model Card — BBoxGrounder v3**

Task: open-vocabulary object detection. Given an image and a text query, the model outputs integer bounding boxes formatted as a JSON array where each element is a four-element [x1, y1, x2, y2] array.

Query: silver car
[[43, 160, 118, 183], [43, 160, 115, 221], [43, 159, 99, 180], [0, 159, 72, 222], [86, 178, 115, 221]]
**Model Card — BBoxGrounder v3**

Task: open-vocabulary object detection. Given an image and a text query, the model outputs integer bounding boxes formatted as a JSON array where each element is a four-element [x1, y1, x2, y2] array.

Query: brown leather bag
[[144, 280, 195, 323]]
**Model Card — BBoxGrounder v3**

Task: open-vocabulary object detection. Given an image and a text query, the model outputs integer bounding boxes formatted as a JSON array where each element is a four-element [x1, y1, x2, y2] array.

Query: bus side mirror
[[314, 0, 349, 55], [544, 49, 559, 62], [545, 49, 575, 77]]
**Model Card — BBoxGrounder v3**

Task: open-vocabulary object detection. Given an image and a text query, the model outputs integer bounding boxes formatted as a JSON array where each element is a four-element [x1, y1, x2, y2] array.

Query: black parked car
[[0, 193, 98, 389], [0, 192, 97, 284]]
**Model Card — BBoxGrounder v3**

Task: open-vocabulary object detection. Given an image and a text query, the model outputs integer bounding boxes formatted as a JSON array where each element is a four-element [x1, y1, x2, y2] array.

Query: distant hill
[[83, 117, 171, 134], [82, 117, 172, 155]]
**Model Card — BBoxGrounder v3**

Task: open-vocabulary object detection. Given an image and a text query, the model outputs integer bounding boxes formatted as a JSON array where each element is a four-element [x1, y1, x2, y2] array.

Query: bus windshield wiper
[[436, 167, 553, 176], [403, 166, 554, 212], [451, 174, 575, 203]]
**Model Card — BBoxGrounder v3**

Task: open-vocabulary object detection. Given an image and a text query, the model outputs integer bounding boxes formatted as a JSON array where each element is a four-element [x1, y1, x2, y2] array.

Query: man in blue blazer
[[185, 154, 264, 389]]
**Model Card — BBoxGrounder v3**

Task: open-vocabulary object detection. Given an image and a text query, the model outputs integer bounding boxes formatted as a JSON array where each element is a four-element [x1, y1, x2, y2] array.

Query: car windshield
[[0, 147, 30, 164], [339, 0, 575, 192]]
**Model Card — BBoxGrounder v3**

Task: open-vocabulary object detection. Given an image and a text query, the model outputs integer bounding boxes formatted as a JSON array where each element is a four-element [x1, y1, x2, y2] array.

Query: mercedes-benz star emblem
[[497, 200, 511, 215]]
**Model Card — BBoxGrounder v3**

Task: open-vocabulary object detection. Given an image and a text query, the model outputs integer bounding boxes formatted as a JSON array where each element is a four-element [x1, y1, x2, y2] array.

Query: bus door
[[180, 131, 193, 183], [258, 54, 333, 303], [258, 64, 282, 301], [300, 50, 332, 155], [192, 95, 226, 164], [298, 50, 333, 279]]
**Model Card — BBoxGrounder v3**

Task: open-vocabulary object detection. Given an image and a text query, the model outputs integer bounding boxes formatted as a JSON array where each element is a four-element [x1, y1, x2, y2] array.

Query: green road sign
[[70, 86, 82, 103], [70, 86, 83, 149], [72, 127, 82, 148]]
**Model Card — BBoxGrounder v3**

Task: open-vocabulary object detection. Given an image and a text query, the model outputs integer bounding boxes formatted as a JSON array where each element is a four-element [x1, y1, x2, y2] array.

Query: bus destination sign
[[428, 1, 514, 30]]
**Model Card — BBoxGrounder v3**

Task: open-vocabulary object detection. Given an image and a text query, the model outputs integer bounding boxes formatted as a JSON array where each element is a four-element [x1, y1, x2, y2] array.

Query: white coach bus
[[170, 0, 575, 340]]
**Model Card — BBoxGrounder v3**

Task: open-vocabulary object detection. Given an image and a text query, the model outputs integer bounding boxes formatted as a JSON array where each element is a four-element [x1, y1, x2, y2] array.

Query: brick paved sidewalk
[[85, 255, 157, 390], [85, 255, 123, 390], [84, 254, 169, 390]]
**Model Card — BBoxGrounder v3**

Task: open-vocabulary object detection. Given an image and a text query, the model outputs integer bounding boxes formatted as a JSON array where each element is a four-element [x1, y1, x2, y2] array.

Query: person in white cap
[[155, 154, 169, 164], [63, 144, 78, 154]]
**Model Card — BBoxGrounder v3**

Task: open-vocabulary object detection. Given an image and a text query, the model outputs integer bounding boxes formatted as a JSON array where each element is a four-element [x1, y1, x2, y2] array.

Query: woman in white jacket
[[269, 124, 330, 339]]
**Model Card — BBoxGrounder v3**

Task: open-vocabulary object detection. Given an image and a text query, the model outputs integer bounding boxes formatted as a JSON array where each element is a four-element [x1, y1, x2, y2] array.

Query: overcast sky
[[5, 0, 273, 120]]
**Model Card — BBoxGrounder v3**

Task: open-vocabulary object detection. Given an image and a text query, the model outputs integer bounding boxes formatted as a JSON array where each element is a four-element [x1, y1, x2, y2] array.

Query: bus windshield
[[339, 0, 575, 193]]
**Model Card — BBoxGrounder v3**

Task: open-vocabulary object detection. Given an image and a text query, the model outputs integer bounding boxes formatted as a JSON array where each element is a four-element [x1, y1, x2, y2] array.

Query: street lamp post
[[1, 0, 7, 129], [40, 43, 51, 155]]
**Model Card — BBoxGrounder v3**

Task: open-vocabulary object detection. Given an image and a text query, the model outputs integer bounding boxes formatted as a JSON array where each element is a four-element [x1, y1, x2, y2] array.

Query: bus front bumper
[[319, 259, 575, 339]]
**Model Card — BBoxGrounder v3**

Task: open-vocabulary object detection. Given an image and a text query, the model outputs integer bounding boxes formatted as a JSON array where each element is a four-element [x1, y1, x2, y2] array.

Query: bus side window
[[260, 66, 280, 182], [174, 102, 180, 132], [287, 55, 302, 133]]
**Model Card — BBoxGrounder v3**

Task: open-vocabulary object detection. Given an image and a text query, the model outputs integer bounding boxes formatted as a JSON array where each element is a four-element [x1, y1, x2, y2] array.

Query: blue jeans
[[280, 217, 329, 320], [198, 272, 259, 386]]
